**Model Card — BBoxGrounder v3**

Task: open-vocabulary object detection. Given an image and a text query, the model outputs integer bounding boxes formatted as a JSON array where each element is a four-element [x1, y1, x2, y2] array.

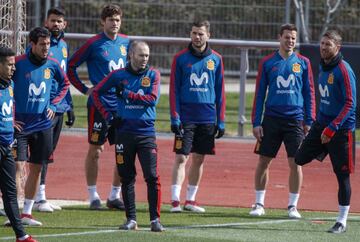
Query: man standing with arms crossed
[[93, 40, 164, 232], [33, 6, 75, 213], [0, 46, 37, 242], [250, 24, 315, 218], [68, 4, 129, 210], [169, 20, 226, 213], [295, 30, 356, 233], [12, 27, 69, 226]]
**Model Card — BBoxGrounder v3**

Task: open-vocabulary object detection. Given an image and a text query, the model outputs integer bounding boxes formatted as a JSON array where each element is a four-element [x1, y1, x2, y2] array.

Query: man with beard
[[32, 7, 75, 213], [295, 30, 356, 234], [169, 20, 226, 213]]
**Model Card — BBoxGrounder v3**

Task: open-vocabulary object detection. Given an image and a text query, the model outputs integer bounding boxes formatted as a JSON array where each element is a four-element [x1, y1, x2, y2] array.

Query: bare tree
[[294, 0, 344, 42], [293, 0, 310, 43], [320, 0, 343, 37]]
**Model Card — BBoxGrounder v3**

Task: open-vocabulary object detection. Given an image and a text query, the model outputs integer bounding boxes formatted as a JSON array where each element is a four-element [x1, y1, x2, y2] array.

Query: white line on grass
[[2, 216, 360, 240], [0, 219, 298, 240]]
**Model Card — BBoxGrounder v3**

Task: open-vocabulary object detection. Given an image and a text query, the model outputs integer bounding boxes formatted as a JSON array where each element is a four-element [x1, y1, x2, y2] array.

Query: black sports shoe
[[106, 198, 125, 210], [150, 219, 165, 232], [120, 219, 138, 230], [89, 199, 102, 210], [327, 222, 346, 234]]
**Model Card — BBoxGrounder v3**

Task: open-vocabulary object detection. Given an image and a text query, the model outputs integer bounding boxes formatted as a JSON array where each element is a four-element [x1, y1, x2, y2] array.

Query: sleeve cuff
[[322, 127, 335, 138]]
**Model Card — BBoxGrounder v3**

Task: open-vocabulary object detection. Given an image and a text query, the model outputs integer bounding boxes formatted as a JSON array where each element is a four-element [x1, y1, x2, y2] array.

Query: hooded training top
[[252, 51, 316, 127], [92, 65, 160, 136], [169, 43, 226, 129], [317, 54, 356, 138], [48, 31, 73, 113], [0, 79, 14, 145], [13, 51, 70, 133], [68, 32, 129, 111]]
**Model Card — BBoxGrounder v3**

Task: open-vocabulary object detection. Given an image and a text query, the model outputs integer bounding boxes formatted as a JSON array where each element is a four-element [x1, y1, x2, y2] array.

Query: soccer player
[[92, 41, 164, 232], [12, 27, 69, 226], [295, 30, 356, 233], [32, 6, 75, 213], [250, 24, 315, 218], [0, 46, 38, 242], [68, 4, 129, 210], [169, 20, 226, 213]]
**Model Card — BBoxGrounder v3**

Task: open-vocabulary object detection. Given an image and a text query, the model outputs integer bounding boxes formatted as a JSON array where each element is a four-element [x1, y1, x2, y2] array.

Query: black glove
[[215, 127, 225, 139], [116, 82, 125, 98], [65, 110, 75, 127], [171, 124, 183, 137]]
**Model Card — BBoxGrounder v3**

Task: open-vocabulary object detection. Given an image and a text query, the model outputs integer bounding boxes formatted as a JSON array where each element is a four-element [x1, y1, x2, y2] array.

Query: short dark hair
[[0, 46, 15, 63], [101, 4, 123, 20], [322, 30, 342, 45], [47, 7, 65, 18], [29, 27, 51, 44], [279, 23, 297, 35], [192, 20, 210, 32]]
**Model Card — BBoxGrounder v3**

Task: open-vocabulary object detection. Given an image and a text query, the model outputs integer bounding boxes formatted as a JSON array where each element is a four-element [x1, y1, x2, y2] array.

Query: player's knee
[[175, 154, 188, 164], [119, 175, 135, 185]]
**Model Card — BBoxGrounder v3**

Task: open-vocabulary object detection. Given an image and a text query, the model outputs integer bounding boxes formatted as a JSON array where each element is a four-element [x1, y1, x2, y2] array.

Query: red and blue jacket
[[252, 51, 316, 127], [169, 43, 226, 129], [0, 79, 14, 145], [13, 52, 70, 133], [317, 54, 356, 137], [48, 32, 73, 113], [68, 32, 129, 111], [92, 65, 160, 136]]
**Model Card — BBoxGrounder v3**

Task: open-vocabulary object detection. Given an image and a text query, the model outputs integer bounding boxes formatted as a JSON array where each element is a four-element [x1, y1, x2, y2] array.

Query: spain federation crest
[[62, 47, 68, 58], [120, 45, 127, 56], [141, 76, 151, 87], [207, 59, 215, 71], [328, 72, 334, 84], [44, 68, 51, 79], [9, 86, 13, 97], [292, 63, 301, 73]]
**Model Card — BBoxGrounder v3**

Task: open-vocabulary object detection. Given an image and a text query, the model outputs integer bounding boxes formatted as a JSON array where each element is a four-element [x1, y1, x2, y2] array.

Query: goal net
[[0, 0, 27, 55]]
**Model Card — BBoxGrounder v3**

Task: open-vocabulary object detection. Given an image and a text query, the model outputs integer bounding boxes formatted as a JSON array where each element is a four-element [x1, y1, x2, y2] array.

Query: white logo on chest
[[29, 82, 46, 96], [190, 73, 209, 86], [2, 100, 13, 115], [319, 84, 329, 97], [276, 74, 295, 88], [109, 58, 125, 72]]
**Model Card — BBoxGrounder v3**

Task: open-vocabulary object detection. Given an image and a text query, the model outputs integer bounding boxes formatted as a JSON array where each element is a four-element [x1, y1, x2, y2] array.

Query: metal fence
[[24, 0, 360, 76]]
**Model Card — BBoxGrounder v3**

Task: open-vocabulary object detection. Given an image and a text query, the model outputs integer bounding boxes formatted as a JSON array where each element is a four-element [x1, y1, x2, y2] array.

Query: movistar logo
[[190, 72, 209, 86], [276, 74, 295, 88], [93, 122, 102, 129], [61, 59, 66, 72], [2, 100, 13, 115], [116, 144, 124, 152], [109, 58, 125, 72], [29, 82, 46, 96], [319, 84, 329, 97]]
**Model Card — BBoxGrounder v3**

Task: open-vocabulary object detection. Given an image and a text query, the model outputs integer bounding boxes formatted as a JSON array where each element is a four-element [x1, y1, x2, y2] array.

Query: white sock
[[36, 184, 46, 202], [337, 205, 350, 226], [87, 185, 100, 202], [288, 193, 300, 208], [171, 185, 181, 202], [18, 235, 29, 241], [255, 190, 266, 206], [186, 185, 199, 201], [108, 185, 121, 201], [22, 199, 34, 215]]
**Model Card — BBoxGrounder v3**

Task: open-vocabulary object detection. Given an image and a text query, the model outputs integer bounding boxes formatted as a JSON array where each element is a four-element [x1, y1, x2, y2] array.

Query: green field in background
[[69, 93, 360, 141]]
